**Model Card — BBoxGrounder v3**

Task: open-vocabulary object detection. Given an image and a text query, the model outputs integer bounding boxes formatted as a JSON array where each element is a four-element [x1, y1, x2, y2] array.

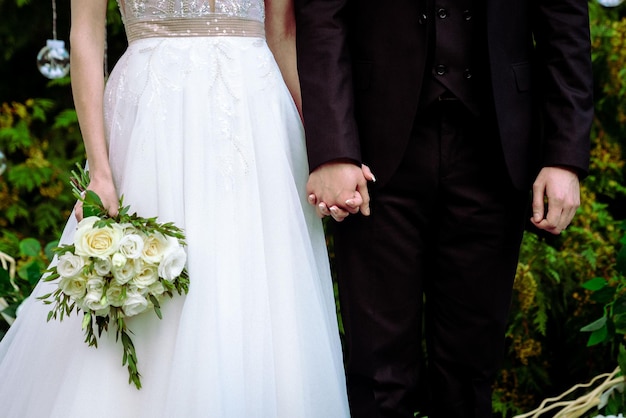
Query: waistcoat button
[[437, 8, 448, 19], [435, 64, 447, 76], [463, 9, 472, 21]]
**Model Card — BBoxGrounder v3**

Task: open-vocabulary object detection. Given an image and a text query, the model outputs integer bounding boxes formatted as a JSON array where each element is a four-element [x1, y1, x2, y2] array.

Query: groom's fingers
[[362, 164, 376, 183], [316, 201, 331, 218], [329, 205, 350, 222], [357, 182, 371, 216], [345, 193, 363, 214]]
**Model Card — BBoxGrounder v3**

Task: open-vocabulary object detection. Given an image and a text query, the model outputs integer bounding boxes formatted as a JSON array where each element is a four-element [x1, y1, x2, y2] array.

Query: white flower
[[112, 258, 138, 285], [93, 257, 112, 276], [119, 223, 137, 234], [74, 217, 123, 258], [141, 233, 172, 264], [118, 234, 144, 259], [86, 276, 106, 294], [158, 247, 187, 281], [111, 252, 127, 269], [106, 283, 126, 307], [59, 275, 88, 300], [148, 281, 166, 297], [83, 286, 108, 312], [56, 252, 85, 278], [122, 290, 149, 316], [133, 265, 159, 288], [94, 305, 110, 317]]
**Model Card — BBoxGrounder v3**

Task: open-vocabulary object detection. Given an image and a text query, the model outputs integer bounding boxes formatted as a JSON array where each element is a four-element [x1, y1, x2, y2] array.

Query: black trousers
[[333, 100, 528, 418]]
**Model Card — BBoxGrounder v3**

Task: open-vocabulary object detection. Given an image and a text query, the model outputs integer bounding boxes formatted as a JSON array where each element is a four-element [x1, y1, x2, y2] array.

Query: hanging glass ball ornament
[[597, 0, 624, 6], [0, 149, 7, 176], [37, 39, 70, 79]]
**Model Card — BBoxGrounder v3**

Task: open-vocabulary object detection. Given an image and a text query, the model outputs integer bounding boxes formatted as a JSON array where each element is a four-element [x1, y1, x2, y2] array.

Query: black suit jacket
[[295, 0, 593, 189]]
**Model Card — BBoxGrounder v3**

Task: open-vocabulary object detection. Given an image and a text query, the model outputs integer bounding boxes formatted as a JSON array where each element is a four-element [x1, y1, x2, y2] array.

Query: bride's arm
[[265, 0, 302, 117], [70, 0, 119, 220]]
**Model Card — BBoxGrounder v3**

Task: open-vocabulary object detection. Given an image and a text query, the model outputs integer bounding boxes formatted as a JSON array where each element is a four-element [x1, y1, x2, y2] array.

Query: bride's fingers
[[361, 164, 376, 183], [74, 201, 84, 222]]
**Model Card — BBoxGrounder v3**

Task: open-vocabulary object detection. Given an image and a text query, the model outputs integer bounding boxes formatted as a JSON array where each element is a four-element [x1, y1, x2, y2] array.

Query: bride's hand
[[74, 177, 119, 222], [307, 164, 376, 222]]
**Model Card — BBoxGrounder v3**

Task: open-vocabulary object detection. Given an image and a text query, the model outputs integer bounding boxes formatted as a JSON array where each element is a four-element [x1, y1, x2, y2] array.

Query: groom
[[295, 0, 593, 417]]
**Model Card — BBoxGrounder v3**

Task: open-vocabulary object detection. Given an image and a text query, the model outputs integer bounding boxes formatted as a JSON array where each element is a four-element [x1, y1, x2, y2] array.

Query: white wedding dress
[[0, 1, 349, 417]]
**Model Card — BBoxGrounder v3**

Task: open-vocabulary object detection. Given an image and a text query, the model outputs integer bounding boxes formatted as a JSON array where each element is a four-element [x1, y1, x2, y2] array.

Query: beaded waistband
[[125, 17, 265, 43]]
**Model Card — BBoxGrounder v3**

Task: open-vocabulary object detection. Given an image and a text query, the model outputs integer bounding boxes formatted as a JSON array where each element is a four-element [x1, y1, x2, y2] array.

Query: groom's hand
[[306, 161, 371, 221]]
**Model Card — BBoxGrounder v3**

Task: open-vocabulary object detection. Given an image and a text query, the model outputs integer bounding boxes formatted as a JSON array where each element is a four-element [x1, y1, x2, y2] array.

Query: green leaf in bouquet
[[82, 311, 92, 331], [119, 326, 141, 389], [82, 190, 106, 218], [149, 295, 162, 319]]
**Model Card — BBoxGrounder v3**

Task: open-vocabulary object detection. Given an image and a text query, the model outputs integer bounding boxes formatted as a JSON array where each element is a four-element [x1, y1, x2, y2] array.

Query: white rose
[[94, 305, 110, 317], [86, 276, 106, 294], [158, 247, 187, 281], [106, 283, 126, 307], [112, 258, 138, 285], [74, 218, 123, 258], [148, 280, 166, 297], [119, 223, 137, 234], [141, 233, 171, 264], [132, 265, 159, 288], [56, 252, 85, 278], [83, 288, 108, 312], [118, 234, 144, 259], [122, 290, 149, 316], [93, 257, 112, 276], [73, 216, 98, 256], [59, 275, 88, 300], [111, 252, 127, 269]]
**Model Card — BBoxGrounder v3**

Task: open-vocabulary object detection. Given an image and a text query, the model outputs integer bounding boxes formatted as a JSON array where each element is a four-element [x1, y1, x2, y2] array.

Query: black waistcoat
[[419, 0, 488, 114]]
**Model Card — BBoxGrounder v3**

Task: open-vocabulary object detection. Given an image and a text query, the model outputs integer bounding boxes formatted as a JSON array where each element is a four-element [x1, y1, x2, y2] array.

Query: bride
[[0, 1, 350, 416]]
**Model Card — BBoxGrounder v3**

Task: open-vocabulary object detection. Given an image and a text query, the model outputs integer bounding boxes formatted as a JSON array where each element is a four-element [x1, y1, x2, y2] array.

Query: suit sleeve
[[533, 0, 593, 175], [294, 0, 361, 172]]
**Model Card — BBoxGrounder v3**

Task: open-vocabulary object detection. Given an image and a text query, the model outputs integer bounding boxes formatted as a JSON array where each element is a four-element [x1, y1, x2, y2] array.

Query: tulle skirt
[[0, 36, 349, 417]]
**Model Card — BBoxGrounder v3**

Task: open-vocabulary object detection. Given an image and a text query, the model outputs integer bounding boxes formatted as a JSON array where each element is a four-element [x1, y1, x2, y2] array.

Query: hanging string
[[51, 0, 57, 40]]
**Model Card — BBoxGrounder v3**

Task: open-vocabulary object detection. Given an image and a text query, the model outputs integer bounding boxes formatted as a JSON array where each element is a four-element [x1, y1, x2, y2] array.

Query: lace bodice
[[118, 0, 266, 42], [119, 0, 264, 23]]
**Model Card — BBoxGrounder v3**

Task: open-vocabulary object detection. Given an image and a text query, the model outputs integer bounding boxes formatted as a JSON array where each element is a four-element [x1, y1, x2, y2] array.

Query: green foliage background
[[1, 1, 626, 416]]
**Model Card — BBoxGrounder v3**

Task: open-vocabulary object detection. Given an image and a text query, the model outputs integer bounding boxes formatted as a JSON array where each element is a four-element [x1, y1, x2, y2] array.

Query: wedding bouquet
[[39, 165, 189, 389]]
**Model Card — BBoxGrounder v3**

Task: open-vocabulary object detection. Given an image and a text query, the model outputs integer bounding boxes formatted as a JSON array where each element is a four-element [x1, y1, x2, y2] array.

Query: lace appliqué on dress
[[105, 38, 260, 190], [119, 0, 264, 22]]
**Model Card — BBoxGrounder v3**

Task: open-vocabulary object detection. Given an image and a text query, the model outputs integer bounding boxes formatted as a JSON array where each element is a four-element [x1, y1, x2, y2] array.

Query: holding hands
[[307, 162, 375, 222]]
